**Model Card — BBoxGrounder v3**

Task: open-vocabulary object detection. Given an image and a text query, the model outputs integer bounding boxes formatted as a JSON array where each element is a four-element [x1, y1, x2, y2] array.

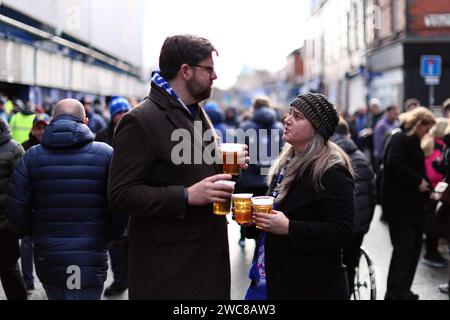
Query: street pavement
[[359, 206, 448, 300], [1, 206, 448, 300]]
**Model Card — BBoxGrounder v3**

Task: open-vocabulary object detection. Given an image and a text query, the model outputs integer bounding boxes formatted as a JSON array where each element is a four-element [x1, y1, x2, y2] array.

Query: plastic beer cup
[[252, 196, 275, 229], [220, 143, 246, 176], [232, 194, 253, 224], [213, 180, 235, 215]]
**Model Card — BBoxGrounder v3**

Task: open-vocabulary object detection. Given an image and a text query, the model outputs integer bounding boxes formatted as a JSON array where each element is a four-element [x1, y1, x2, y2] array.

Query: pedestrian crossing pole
[[428, 80, 435, 108], [420, 55, 442, 108]]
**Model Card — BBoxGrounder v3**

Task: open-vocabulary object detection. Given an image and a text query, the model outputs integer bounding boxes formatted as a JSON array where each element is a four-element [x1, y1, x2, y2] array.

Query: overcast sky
[[143, 0, 309, 90]]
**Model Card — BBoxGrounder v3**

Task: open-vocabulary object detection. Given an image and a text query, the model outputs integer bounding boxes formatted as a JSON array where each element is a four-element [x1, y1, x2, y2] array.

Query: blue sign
[[421, 55, 442, 77]]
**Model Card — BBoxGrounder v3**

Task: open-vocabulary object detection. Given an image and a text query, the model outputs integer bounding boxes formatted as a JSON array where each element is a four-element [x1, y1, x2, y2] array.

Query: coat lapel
[[199, 106, 221, 173], [149, 85, 220, 172]]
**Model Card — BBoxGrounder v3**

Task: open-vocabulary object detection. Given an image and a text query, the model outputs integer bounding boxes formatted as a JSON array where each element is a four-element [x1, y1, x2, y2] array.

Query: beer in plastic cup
[[232, 193, 253, 224], [220, 143, 246, 176], [213, 180, 235, 215], [252, 196, 275, 229]]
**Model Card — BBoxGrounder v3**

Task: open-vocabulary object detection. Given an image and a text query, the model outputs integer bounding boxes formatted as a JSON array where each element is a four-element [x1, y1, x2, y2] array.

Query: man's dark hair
[[252, 96, 271, 110], [386, 105, 398, 112], [159, 34, 217, 81], [335, 118, 350, 135]]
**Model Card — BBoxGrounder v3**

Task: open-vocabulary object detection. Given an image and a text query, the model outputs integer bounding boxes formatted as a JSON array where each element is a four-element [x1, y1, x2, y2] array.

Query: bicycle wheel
[[352, 247, 377, 300]]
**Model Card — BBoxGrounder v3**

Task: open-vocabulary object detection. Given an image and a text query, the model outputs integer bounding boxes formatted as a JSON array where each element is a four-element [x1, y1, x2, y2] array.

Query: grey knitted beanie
[[290, 93, 339, 140]]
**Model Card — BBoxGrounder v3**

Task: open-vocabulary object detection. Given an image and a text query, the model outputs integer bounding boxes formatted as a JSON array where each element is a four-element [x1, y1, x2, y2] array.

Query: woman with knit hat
[[244, 93, 355, 300]]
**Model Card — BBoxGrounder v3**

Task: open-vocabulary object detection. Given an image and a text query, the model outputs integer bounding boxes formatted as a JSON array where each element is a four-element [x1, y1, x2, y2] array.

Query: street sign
[[425, 76, 440, 86], [421, 55, 442, 77]]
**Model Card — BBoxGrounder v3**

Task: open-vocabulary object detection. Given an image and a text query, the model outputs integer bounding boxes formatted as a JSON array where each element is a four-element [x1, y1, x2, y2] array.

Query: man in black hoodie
[[0, 119, 26, 299], [330, 118, 376, 296]]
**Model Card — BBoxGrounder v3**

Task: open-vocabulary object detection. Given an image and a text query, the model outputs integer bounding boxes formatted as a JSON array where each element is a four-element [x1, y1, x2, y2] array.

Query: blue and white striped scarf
[[245, 156, 293, 300], [151, 71, 193, 116]]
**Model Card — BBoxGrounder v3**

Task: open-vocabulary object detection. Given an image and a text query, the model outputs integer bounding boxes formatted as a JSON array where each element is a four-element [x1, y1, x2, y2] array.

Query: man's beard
[[186, 78, 212, 102]]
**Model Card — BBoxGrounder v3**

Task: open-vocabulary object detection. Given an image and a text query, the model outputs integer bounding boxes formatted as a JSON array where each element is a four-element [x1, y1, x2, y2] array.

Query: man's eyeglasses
[[191, 65, 215, 76]]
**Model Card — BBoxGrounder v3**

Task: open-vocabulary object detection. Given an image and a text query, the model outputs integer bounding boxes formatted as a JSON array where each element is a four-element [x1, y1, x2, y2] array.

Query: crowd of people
[[0, 34, 449, 300]]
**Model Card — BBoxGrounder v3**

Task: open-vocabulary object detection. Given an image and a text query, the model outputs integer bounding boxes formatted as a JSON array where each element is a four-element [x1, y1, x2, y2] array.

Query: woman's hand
[[253, 210, 290, 235]]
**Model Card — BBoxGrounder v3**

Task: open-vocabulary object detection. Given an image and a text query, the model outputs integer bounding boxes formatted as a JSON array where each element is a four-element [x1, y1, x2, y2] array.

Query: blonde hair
[[421, 134, 435, 158], [267, 132, 354, 202], [431, 118, 449, 138], [398, 106, 436, 136]]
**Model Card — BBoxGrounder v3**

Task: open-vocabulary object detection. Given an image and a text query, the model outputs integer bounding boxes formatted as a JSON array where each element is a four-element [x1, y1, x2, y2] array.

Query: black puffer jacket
[[331, 134, 376, 234], [0, 120, 25, 230]]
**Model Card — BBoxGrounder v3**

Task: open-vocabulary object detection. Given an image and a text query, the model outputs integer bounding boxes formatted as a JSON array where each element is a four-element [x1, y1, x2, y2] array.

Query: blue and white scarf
[[245, 156, 292, 300], [151, 71, 195, 117]]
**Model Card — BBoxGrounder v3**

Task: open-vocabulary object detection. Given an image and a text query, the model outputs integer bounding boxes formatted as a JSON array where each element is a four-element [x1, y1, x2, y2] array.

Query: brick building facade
[[303, 0, 450, 114]]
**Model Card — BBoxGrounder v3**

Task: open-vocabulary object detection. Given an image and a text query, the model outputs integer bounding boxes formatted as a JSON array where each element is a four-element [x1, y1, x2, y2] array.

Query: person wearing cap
[[18, 113, 51, 294], [95, 97, 131, 297], [22, 113, 51, 151], [95, 98, 131, 146], [244, 93, 355, 300]]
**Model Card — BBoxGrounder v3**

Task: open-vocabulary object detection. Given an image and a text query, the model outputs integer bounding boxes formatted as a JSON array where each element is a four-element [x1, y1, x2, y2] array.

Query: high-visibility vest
[[9, 113, 35, 144]]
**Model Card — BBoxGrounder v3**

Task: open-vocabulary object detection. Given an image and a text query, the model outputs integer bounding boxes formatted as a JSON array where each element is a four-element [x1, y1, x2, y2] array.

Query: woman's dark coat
[[381, 130, 429, 226], [248, 164, 355, 300]]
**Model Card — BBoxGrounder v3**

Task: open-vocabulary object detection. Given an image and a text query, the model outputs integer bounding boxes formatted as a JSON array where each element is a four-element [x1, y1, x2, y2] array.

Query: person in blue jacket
[[6, 99, 117, 300]]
